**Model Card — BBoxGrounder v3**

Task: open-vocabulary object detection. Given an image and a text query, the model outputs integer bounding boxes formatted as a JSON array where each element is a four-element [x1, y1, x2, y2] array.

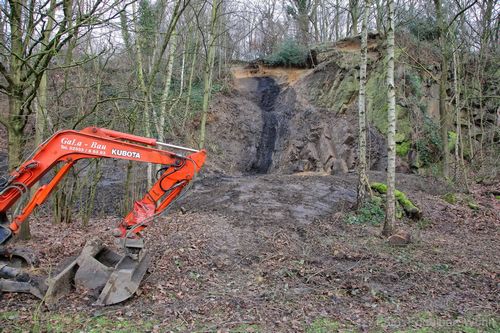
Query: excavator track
[[0, 246, 45, 299]]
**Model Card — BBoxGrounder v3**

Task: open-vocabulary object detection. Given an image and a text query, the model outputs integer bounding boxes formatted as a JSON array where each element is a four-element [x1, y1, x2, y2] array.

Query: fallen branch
[[371, 182, 422, 219]]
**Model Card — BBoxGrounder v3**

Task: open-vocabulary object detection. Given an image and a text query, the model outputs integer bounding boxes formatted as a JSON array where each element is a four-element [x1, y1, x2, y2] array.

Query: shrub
[[406, 16, 440, 41], [345, 196, 385, 225], [415, 117, 442, 166], [264, 39, 309, 68]]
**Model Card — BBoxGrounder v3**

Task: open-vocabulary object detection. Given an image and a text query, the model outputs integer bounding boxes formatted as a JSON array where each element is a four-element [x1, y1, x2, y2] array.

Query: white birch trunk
[[357, 0, 371, 206], [383, 0, 396, 237], [157, 30, 178, 142]]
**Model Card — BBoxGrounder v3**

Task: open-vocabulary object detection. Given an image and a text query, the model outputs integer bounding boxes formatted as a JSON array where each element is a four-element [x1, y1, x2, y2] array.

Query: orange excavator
[[0, 127, 206, 305]]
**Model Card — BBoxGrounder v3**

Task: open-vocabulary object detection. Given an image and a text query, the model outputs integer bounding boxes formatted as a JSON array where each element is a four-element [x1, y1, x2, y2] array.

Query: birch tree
[[382, 0, 395, 237], [356, 0, 371, 206], [199, 0, 222, 149]]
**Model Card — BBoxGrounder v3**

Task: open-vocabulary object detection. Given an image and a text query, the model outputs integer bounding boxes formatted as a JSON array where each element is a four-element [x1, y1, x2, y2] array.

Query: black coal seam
[[251, 77, 280, 174]]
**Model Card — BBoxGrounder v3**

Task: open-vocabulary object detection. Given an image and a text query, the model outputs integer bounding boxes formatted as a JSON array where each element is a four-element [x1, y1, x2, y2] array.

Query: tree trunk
[[132, 1, 153, 187], [349, 0, 359, 35], [382, 0, 395, 237], [434, 0, 450, 178], [199, 0, 221, 149], [183, 33, 199, 131], [158, 29, 177, 141], [375, 0, 383, 32], [357, 0, 371, 206], [335, 0, 340, 40]]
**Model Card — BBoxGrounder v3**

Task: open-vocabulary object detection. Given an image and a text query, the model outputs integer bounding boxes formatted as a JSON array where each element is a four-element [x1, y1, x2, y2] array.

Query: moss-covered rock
[[320, 69, 358, 113], [371, 182, 422, 219]]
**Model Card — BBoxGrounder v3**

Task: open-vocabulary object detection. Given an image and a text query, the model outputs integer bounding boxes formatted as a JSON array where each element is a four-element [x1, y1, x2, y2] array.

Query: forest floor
[[0, 171, 498, 332], [1, 61, 499, 332]]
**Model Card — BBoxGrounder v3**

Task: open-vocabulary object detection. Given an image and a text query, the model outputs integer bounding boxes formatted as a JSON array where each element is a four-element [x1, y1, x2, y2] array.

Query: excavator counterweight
[[0, 127, 206, 306]]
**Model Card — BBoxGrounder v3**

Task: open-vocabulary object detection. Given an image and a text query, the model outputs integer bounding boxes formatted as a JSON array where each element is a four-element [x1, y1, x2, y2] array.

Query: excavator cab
[[0, 213, 11, 244], [0, 127, 206, 306], [0, 226, 11, 244]]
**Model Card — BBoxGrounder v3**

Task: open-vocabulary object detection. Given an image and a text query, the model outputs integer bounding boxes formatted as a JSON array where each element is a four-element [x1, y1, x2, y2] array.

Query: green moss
[[397, 141, 411, 157], [396, 106, 412, 139], [406, 70, 423, 98], [0, 313, 156, 333], [495, 196, 500, 200], [442, 193, 457, 204], [306, 318, 339, 333], [230, 324, 261, 332], [367, 65, 389, 134], [395, 190, 420, 218], [448, 131, 457, 152], [325, 71, 358, 113], [371, 182, 421, 219], [371, 182, 387, 193], [415, 117, 442, 167], [395, 132, 406, 142], [345, 196, 385, 225], [468, 201, 480, 210]]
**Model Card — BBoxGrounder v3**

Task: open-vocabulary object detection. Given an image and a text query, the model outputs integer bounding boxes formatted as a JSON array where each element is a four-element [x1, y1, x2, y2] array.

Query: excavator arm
[[0, 127, 206, 305], [0, 126, 206, 244]]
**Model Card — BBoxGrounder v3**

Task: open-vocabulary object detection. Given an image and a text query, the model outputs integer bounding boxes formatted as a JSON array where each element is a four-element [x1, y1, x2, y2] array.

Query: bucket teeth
[[1, 239, 150, 306], [43, 238, 150, 306], [95, 250, 152, 306]]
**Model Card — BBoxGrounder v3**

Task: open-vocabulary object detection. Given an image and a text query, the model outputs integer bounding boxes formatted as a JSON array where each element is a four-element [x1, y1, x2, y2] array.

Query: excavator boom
[[0, 127, 206, 305]]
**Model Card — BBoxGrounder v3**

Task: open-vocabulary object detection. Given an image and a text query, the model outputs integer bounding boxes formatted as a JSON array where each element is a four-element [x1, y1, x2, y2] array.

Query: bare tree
[[199, 0, 223, 148], [383, 0, 395, 237], [357, 0, 371, 206]]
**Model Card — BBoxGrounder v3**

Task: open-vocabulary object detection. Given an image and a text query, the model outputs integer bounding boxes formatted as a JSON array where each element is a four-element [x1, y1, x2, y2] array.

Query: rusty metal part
[[0, 279, 45, 299], [0, 247, 39, 268], [0, 246, 45, 298]]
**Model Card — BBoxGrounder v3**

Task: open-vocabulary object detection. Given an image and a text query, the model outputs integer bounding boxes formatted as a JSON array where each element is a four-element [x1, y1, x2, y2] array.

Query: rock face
[[207, 33, 471, 176], [205, 72, 387, 175], [250, 77, 280, 173]]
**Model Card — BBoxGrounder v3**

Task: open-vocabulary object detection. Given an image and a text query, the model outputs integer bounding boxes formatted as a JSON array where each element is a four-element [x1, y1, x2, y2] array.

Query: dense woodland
[[0, 0, 499, 331]]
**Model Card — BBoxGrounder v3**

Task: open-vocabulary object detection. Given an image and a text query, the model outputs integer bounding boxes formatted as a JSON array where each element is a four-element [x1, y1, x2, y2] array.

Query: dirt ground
[[0, 170, 498, 332]]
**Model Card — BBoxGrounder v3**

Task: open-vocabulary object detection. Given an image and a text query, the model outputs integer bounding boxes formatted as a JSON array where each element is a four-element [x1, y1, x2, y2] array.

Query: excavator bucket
[[44, 238, 151, 306]]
